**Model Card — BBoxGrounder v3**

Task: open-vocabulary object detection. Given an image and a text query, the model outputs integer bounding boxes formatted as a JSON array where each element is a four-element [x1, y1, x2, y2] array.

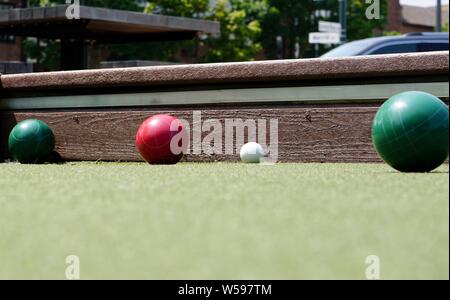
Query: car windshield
[[321, 40, 374, 58]]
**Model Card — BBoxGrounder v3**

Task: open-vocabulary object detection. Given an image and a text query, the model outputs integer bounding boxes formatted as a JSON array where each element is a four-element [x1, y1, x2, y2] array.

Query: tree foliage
[[29, 0, 142, 11], [145, 0, 209, 17], [263, 0, 388, 58], [24, 0, 389, 70], [202, 0, 270, 62]]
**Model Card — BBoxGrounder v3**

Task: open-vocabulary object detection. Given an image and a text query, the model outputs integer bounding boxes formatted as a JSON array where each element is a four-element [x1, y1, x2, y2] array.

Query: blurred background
[[0, 0, 448, 73]]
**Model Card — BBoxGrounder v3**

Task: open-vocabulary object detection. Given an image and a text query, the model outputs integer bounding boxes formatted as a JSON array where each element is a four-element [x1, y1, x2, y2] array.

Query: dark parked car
[[322, 32, 449, 58]]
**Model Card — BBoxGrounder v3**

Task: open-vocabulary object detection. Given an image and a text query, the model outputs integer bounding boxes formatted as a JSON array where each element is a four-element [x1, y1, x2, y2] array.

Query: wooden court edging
[[0, 104, 382, 163], [0, 52, 449, 163], [1, 52, 448, 93]]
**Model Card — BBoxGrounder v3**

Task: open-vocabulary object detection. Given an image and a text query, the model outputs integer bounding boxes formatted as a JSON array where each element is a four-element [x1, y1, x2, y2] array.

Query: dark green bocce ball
[[372, 91, 449, 173], [8, 119, 55, 164]]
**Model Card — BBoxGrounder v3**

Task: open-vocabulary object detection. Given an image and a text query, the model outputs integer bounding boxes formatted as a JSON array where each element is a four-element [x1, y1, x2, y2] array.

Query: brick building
[[386, 0, 449, 33], [0, 0, 25, 61]]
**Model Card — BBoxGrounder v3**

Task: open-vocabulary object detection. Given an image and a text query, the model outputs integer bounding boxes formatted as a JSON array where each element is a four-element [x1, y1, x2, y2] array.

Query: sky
[[400, 0, 449, 7]]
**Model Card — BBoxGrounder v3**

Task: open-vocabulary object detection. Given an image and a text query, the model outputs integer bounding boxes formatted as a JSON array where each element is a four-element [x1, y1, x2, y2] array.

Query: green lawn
[[0, 162, 448, 279]]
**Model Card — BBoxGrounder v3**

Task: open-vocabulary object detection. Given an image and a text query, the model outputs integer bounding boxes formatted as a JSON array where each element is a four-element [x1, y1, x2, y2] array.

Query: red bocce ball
[[136, 114, 187, 165]]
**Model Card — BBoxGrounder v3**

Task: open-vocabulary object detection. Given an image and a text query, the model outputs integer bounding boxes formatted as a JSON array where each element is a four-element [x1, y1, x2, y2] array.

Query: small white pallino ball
[[240, 142, 265, 163]]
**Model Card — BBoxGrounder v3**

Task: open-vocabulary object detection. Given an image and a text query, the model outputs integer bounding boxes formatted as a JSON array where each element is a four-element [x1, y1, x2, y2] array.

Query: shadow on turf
[[384, 170, 449, 174], [15, 151, 67, 165], [45, 151, 66, 164]]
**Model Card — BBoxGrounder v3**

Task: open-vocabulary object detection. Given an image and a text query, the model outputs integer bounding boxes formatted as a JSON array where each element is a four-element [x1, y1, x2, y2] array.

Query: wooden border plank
[[0, 104, 382, 163], [1, 52, 448, 92]]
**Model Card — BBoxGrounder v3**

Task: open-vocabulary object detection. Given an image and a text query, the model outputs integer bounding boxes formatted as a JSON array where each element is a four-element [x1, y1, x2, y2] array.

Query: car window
[[417, 43, 449, 52], [369, 43, 418, 55], [321, 40, 373, 57]]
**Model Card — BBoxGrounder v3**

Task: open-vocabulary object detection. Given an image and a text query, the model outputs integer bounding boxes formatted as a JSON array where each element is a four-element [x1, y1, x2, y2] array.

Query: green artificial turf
[[0, 162, 448, 279]]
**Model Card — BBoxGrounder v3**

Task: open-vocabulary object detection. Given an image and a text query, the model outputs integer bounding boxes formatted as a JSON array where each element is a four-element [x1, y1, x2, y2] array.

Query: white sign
[[309, 32, 341, 44], [319, 21, 342, 33]]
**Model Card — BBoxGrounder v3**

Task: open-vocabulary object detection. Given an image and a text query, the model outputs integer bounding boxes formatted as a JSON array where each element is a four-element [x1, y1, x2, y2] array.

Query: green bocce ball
[[372, 91, 449, 173], [8, 119, 55, 164]]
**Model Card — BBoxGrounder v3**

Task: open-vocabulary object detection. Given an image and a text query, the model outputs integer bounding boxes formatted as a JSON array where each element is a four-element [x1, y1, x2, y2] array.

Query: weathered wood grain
[[1, 52, 447, 93], [0, 104, 383, 163]]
